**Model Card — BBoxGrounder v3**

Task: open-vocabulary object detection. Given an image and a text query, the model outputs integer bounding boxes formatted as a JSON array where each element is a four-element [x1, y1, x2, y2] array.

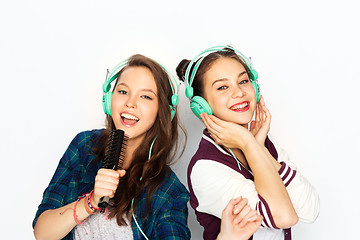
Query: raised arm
[[201, 112, 298, 228]]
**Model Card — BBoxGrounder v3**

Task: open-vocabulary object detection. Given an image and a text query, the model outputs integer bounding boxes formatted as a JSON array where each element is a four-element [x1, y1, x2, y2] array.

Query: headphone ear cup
[[251, 80, 261, 103], [170, 94, 178, 120], [102, 92, 113, 116], [190, 96, 213, 119]]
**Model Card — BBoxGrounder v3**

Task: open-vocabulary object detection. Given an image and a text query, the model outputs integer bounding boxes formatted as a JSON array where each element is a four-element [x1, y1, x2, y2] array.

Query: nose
[[125, 95, 137, 109], [231, 85, 245, 99]]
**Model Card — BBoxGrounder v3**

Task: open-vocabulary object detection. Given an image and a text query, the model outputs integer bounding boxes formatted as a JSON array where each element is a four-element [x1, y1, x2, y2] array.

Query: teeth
[[231, 102, 248, 110], [121, 113, 139, 121]]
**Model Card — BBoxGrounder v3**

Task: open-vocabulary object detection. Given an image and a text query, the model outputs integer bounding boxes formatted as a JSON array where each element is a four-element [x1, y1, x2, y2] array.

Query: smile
[[120, 112, 139, 127], [121, 113, 139, 121], [229, 101, 250, 112]]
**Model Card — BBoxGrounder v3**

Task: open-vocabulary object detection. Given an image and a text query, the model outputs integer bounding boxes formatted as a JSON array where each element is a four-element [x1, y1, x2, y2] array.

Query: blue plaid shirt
[[33, 129, 191, 240]]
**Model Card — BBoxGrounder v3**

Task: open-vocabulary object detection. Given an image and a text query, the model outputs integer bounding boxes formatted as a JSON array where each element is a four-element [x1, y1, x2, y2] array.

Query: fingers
[[260, 97, 267, 123], [233, 203, 252, 225], [230, 197, 262, 227], [256, 96, 265, 123], [94, 169, 125, 200], [257, 96, 266, 122], [222, 197, 250, 225], [259, 95, 265, 106], [248, 213, 263, 223], [222, 196, 242, 218], [200, 113, 223, 134], [117, 169, 126, 178], [238, 209, 259, 227], [200, 113, 217, 135], [262, 104, 271, 124], [232, 197, 248, 215], [259, 96, 269, 116], [255, 96, 271, 126], [200, 113, 225, 144], [207, 114, 227, 127], [256, 215, 264, 223], [255, 102, 260, 123], [250, 121, 256, 132]]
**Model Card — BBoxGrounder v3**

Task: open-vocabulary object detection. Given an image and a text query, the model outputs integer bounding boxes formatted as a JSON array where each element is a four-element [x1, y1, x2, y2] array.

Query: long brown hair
[[94, 54, 185, 225], [176, 47, 251, 97]]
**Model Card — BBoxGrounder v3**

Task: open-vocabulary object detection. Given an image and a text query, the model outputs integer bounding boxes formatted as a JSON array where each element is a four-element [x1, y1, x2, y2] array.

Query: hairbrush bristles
[[98, 129, 128, 208], [103, 129, 128, 169], [116, 135, 129, 169], [117, 135, 128, 169]]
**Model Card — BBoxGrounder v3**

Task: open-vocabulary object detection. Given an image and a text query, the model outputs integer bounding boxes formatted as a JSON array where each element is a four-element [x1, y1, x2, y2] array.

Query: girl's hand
[[200, 113, 254, 150], [250, 96, 271, 145], [92, 169, 126, 206], [217, 197, 263, 240]]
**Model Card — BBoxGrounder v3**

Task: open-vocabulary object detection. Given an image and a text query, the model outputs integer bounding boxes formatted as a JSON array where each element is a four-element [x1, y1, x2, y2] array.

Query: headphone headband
[[184, 45, 258, 89], [102, 60, 128, 93]]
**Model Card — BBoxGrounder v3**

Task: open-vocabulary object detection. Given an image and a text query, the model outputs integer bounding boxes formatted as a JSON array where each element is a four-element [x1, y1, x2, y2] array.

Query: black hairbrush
[[98, 129, 128, 208]]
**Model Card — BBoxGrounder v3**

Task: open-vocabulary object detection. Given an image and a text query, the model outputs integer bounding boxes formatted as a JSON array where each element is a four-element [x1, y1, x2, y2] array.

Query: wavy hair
[[94, 54, 186, 225]]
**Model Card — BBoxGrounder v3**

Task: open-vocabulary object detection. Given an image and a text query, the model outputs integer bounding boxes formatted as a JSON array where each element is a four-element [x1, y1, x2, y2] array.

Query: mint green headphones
[[184, 46, 261, 119], [102, 58, 178, 120]]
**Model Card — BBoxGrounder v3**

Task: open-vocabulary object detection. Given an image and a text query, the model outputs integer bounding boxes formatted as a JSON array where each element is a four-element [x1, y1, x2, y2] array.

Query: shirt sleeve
[[276, 148, 320, 223], [32, 132, 82, 228], [191, 160, 280, 229], [154, 191, 191, 240]]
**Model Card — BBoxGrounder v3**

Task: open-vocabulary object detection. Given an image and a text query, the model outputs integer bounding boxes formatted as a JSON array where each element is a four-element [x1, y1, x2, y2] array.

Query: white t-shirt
[[73, 212, 133, 240]]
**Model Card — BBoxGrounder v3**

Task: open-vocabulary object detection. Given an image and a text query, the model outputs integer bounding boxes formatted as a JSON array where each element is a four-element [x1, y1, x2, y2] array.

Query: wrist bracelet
[[83, 195, 97, 214], [88, 190, 102, 211]]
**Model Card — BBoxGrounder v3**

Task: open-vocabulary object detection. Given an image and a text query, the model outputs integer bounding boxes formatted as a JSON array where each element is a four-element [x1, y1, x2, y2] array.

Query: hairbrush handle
[[98, 196, 110, 208], [97, 163, 116, 208]]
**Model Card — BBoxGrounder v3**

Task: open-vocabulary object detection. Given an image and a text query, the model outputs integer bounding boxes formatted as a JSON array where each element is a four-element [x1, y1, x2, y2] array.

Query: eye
[[239, 79, 249, 85], [117, 90, 127, 94], [217, 86, 228, 90], [141, 95, 153, 100]]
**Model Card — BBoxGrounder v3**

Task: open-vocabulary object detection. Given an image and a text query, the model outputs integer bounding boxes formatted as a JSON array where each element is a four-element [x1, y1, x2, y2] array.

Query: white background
[[1, 0, 359, 239]]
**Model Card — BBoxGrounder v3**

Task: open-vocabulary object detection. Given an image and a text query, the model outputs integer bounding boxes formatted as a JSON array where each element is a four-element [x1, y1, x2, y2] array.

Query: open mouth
[[121, 113, 139, 126], [230, 102, 250, 112]]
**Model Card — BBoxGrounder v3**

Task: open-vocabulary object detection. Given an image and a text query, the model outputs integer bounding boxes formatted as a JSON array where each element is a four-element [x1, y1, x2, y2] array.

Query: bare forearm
[[261, 145, 282, 171], [242, 139, 298, 228], [34, 198, 90, 240]]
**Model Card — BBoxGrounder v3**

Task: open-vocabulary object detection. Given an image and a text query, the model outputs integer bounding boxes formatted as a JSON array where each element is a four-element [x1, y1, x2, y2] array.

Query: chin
[[225, 113, 253, 125], [235, 120, 251, 126]]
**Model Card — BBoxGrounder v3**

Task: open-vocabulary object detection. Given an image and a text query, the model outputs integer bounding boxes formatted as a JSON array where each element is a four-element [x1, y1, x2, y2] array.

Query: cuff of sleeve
[[278, 162, 297, 187], [257, 194, 279, 229]]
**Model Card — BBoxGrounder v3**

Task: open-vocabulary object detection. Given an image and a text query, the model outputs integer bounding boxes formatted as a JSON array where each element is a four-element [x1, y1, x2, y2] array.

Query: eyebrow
[[212, 71, 247, 86], [116, 82, 157, 96]]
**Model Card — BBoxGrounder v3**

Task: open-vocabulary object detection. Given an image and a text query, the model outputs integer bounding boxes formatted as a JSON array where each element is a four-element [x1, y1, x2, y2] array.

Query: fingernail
[[233, 205, 240, 214]]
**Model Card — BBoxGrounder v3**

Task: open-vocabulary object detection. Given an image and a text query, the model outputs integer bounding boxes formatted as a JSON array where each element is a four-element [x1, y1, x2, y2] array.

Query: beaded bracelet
[[83, 195, 96, 214], [88, 190, 102, 212]]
